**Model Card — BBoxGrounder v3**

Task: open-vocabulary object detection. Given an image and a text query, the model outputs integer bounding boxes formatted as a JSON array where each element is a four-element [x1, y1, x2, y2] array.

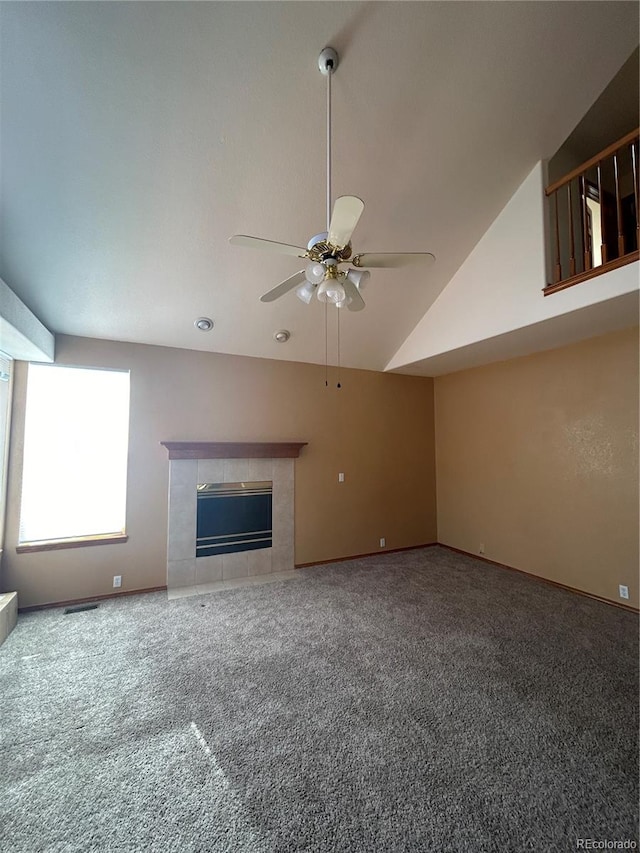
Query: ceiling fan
[[229, 47, 435, 311]]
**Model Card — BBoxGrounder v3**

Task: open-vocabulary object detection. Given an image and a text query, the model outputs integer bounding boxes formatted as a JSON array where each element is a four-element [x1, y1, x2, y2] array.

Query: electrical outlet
[[113, 575, 122, 589], [338, 472, 345, 483], [479, 544, 485, 555], [619, 584, 629, 600], [380, 538, 385, 548]]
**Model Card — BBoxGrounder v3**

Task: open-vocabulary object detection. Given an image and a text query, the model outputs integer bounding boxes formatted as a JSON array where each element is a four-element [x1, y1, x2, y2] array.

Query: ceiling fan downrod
[[318, 47, 338, 232], [228, 46, 436, 313]]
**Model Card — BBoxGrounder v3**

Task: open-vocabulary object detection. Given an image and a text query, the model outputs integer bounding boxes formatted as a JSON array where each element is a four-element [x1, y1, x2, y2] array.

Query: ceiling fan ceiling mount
[[318, 46, 339, 75], [229, 46, 435, 311]]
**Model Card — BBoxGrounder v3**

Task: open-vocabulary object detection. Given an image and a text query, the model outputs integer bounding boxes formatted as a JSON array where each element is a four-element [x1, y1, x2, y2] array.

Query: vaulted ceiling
[[1, 2, 637, 372]]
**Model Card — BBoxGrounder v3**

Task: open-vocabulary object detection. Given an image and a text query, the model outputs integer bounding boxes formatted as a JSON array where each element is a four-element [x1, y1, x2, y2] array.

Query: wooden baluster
[[613, 151, 625, 257], [631, 140, 639, 249], [580, 174, 591, 271], [553, 191, 561, 283], [597, 161, 608, 264], [567, 181, 576, 277]]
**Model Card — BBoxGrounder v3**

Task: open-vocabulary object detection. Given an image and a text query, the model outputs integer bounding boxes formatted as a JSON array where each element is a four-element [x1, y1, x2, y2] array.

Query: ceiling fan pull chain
[[324, 300, 329, 387], [336, 304, 342, 389]]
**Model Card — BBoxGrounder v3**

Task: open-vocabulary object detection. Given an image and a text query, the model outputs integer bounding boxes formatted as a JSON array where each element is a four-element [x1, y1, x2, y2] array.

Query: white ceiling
[[1, 2, 637, 373], [549, 46, 639, 181]]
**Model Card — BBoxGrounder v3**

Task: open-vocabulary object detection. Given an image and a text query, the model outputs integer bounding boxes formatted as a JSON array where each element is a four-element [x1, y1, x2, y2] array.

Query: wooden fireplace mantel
[[160, 441, 308, 460]]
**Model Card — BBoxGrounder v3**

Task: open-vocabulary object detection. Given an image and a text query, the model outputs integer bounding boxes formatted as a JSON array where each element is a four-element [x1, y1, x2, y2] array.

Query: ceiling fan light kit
[[346, 269, 370, 290], [317, 279, 346, 307], [304, 261, 326, 284], [295, 280, 316, 304], [229, 47, 435, 312]]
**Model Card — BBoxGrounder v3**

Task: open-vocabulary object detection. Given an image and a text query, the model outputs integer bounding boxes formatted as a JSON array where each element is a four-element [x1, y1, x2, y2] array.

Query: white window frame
[[18, 363, 130, 552]]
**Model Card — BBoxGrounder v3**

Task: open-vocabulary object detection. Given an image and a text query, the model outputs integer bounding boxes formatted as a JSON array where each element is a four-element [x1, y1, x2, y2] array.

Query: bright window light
[[19, 364, 130, 544]]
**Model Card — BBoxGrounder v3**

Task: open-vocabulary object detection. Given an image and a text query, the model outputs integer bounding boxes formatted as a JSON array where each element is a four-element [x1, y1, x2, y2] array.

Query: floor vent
[[63, 603, 99, 615]]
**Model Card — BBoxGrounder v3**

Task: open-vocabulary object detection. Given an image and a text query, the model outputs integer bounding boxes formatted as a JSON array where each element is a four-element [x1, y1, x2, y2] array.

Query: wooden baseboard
[[16, 544, 637, 615], [295, 542, 438, 569], [18, 585, 168, 613], [440, 544, 639, 614]]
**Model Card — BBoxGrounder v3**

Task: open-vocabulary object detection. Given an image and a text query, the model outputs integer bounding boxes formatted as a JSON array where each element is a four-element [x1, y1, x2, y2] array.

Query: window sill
[[16, 533, 128, 554]]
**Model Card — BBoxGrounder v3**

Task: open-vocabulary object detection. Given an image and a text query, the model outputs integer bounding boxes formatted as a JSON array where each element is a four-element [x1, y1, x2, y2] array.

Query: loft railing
[[544, 128, 639, 295]]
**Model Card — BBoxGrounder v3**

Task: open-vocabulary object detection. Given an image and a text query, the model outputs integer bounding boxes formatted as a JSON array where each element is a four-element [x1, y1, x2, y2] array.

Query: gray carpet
[[0, 546, 638, 853]]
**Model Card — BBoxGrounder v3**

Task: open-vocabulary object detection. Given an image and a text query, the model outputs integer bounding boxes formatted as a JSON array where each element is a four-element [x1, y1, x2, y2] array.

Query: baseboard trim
[[16, 545, 637, 614], [440, 544, 639, 614], [295, 542, 438, 569], [18, 585, 168, 613]]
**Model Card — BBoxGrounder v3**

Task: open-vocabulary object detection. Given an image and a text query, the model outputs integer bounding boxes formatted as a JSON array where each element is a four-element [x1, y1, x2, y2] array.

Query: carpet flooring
[[1, 546, 638, 852]]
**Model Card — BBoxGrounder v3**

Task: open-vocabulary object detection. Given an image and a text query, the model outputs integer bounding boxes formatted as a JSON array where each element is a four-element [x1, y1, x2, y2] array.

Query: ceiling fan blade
[[353, 252, 435, 269], [230, 235, 307, 259], [260, 270, 307, 303], [343, 278, 365, 312], [328, 196, 365, 248]]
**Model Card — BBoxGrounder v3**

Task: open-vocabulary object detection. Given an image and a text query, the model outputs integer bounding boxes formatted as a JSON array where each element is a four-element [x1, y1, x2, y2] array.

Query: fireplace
[[161, 442, 306, 590], [196, 481, 272, 557]]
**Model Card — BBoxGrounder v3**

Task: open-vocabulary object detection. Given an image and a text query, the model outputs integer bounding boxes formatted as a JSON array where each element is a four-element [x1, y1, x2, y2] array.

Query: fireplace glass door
[[196, 481, 272, 557]]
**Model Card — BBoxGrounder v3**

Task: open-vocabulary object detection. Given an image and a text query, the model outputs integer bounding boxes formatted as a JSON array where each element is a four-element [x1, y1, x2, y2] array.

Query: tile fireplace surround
[[161, 442, 307, 591]]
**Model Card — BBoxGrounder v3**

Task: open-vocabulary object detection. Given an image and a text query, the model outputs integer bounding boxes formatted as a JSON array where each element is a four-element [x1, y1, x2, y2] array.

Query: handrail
[[543, 127, 639, 293], [545, 127, 640, 196]]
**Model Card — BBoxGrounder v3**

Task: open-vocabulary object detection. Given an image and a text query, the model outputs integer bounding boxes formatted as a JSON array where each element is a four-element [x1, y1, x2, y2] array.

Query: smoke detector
[[194, 317, 214, 331]]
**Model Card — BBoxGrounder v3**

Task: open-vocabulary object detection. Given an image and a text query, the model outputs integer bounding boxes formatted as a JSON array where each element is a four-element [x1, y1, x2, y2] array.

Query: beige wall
[[5, 327, 637, 610], [3, 335, 437, 607], [434, 327, 639, 608]]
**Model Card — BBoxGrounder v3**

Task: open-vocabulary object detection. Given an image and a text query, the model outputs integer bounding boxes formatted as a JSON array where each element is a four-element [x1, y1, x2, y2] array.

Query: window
[[19, 364, 130, 549]]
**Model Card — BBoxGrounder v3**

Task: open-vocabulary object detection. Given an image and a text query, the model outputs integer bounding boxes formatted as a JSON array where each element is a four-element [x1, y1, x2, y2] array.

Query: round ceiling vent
[[194, 317, 214, 331], [273, 330, 291, 343]]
